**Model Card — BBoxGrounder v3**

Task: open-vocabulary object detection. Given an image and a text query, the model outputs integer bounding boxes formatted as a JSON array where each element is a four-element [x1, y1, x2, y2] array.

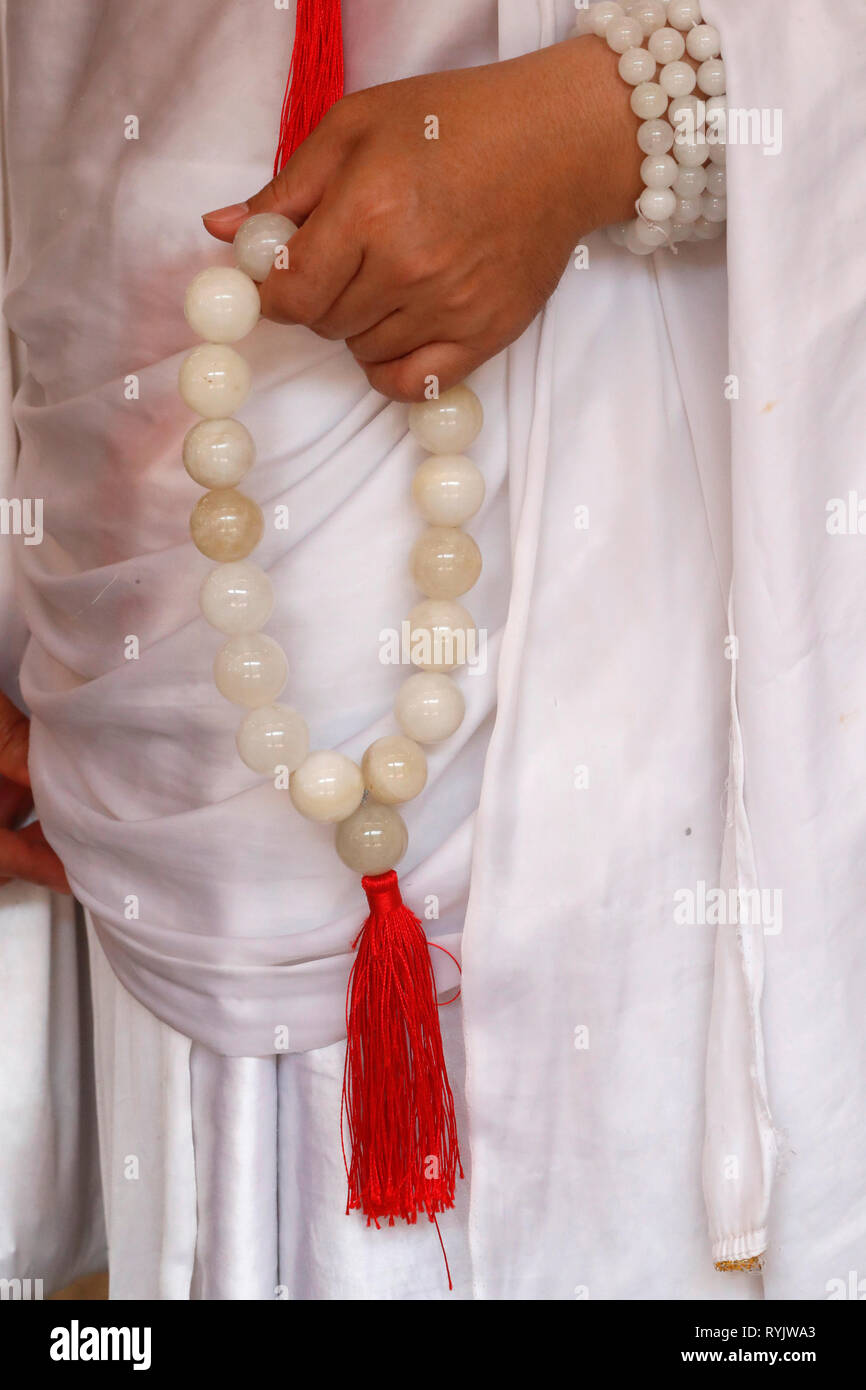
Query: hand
[[203, 36, 641, 401], [0, 691, 71, 894]]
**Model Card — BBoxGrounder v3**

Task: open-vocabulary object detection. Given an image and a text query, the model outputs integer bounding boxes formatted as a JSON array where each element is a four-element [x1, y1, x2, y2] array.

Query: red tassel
[[274, 0, 344, 174], [341, 870, 462, 1230]]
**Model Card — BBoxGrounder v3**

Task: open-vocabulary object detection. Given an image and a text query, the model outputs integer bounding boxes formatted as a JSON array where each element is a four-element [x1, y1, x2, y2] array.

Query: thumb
[[202, 105, 355, 243], [0, 691, 31, 788]]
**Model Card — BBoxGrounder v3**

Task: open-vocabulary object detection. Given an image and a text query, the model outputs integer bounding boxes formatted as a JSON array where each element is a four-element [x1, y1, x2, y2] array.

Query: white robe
[[3, 0, 865, 1298]]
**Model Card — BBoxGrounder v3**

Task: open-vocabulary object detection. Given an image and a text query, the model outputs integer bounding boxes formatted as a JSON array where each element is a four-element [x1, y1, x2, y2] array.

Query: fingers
[[0, 821, 71, 895], [257, 198, 364, 329], [361, 341, 481, 404], [0, 691, 31, 788], [202, 101, 359, 243]]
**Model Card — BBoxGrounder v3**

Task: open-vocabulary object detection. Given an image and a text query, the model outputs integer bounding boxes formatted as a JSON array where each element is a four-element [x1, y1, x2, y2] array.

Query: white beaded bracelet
[[571, 0, 727, 254]]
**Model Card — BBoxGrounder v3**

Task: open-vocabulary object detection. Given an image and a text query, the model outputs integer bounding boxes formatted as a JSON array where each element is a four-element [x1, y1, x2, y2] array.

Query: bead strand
[[179, 214, 484, 877], [571, 0, 727, 253]]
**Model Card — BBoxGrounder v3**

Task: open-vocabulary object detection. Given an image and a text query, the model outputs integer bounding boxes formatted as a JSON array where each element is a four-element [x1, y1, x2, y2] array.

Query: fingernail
[[202, 201, 249, 226]]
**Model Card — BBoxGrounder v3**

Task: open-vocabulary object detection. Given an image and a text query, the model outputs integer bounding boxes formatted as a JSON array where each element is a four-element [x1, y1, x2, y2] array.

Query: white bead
[[668, 93, 703, 129], [674, 137, 709, 168], [692, 215, 724, 240], [394, 672, 465, 744], [686, 22, 720, 59], [408, 384, 483, 455], [290, 750, 364, 823], [617, 47, 655, 85], [640, 153, 677, 188], [630, 1, 666, 35], [705, 164, 726, 197], [633, 216, 671, 247], [604, 15, 642, 52], [606, 220, 630, 246], [637, 118, 674, 155], [183, 418, 255, 489], [335, 801, 408, 876], [659, 60, 696, 97], [701, 193, 727, 223], [673, 194, 702, 224], [697, 58, 726, 96], [623, 221, 656, 255], [638, 186, 676, 221], [213, 632, 288, 708], [666, 0, 703, 30], [412, 453, 485, 526], [178, 344, 251, 418], [630, 82, 667, 119], [407, 598, 475, 672], [707, 140, 726, 165], [236, 703, 309, 775], [648, 26, 685, 62], [672, 164, 707, 198], [233, 213, 297, 283], [669, 222, 697, 244], [589, 1, 623, 36], [199, 560, 274, 634], [361, 735, 427, 805], [410, 525, 482, 600], [183, 266, 260, 344]]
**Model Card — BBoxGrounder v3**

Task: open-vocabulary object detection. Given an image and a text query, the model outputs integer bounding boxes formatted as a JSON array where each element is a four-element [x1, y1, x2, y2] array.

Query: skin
[[203, 36, 643, 401], [0, 36, 640, 894]]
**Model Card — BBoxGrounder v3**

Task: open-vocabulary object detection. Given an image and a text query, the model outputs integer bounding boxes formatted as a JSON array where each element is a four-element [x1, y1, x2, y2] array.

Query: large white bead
[[412, 453, 485, 526], [630, 82, 667, 119], [637, 118, 674, 155], [686, 22, 720, 60], [335, 801, 408, 876], [183, 266, 260, 344], [289, 750, 364, 823], [673, 194, 702, 224], [624, 221, 656, 255], [667, 0, 703, 30], [701, 193, 727, 223], [697, 58, 726, 97], [638, 186, 676, 221], [707, 140, 727, 166], [183, 418, 255, 489], [659, 60, 696, 97], [189, 488, 264, 562], [361, 735, 427, 805], [178, 344, 251, 418], [617, 47, 655, 85], [236, 703, 309, 775], [394, 671, 465, 744], [633, 216, 671, 248], [233, 213, 298, 283], [692, 215, 724, 240], [630, 1, 666, 35], [673, 137, 709, 168], [604, 15, 642, 52], [213, 632, 288, 708], [410, 525, 482, 600], [640, 153, 677, 188], [672, 164, 707, 198], [589, 1, 623, 36], [407, 599, 476, 672], [408, 385, 483, 455], [648, 26, 685, 62], [199, 560, 273, 634]]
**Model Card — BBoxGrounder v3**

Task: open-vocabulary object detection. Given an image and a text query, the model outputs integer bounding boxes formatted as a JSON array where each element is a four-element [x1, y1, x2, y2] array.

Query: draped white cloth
[[2, 0, 865, 1298]]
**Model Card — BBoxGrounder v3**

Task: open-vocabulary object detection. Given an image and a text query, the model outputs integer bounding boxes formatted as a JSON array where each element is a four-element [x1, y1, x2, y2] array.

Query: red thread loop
[[273, 0, 344, 174]]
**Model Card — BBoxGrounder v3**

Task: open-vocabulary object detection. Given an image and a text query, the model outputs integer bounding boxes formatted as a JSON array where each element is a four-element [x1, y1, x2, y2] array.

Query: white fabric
[[0, 31, 104, 1291], [1, 0, 865, 1299]]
